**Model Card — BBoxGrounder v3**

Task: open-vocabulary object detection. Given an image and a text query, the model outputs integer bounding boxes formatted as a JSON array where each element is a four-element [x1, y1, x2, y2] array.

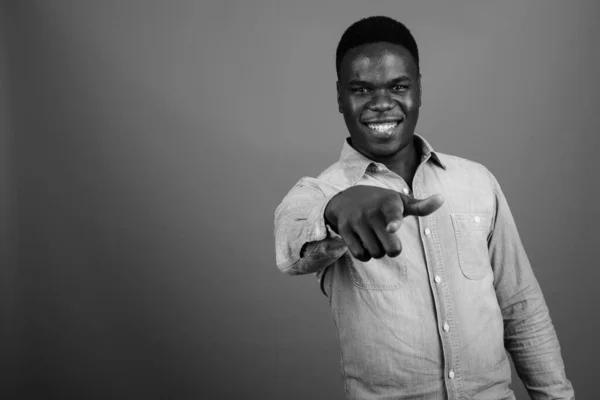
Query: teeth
[[367, 122, 399, 132]]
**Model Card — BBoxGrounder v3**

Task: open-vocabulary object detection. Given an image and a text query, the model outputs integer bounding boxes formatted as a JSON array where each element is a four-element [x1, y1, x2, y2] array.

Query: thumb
[[401, 193, 444, 217]]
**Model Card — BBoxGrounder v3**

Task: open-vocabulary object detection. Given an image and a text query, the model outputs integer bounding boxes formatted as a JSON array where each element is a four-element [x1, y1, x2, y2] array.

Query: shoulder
[[437, 152, 490, 174], [437, 152, 495, 177], [315, 161, 348, 185], [286, 161, 349, 198], [435, 151, 497, 192]]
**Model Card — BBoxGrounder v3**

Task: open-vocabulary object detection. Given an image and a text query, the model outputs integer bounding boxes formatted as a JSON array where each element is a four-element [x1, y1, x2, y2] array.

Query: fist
[[324, 185, 444, 262]]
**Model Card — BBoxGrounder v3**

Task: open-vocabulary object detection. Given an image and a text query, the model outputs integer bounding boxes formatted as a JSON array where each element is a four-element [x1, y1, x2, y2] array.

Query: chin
[[356, 139, 398, 159], [372, 143, 402, 157]]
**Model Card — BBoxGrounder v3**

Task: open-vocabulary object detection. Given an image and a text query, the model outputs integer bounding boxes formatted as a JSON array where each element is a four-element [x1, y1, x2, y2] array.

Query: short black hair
[[336, 16, 419, 77]]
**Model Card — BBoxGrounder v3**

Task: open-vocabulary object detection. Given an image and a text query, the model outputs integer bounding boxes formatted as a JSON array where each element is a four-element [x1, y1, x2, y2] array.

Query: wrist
[[324, 195, 340, 233]]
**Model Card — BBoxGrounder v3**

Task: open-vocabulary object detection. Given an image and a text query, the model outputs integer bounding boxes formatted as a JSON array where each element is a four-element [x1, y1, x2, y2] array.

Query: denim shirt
[[274, 134, 574, 400]]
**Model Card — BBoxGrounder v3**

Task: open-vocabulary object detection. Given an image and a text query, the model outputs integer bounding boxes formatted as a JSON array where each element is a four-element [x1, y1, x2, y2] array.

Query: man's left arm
[[486, 170, 574, 400]]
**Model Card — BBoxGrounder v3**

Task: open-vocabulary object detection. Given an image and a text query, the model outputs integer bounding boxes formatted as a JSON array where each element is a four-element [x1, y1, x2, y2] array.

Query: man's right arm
[[274, 177, 348, 276]]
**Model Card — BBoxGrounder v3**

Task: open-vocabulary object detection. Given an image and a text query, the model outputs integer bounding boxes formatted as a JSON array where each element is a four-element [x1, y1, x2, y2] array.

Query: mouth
[[362, 119, 403, 139]]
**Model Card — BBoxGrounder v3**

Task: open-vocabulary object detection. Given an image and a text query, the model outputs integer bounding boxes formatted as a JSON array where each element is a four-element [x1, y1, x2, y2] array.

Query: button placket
[[414, 174, 461, 398]]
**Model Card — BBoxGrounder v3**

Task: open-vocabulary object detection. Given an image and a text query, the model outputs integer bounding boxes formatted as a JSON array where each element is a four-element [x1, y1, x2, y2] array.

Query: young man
[[274, 16, 574, 400]]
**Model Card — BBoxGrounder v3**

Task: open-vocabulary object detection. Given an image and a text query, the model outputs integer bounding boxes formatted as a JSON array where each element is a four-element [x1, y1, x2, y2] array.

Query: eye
[[392, 84, 410, 92], [350, 87, 370, 94]]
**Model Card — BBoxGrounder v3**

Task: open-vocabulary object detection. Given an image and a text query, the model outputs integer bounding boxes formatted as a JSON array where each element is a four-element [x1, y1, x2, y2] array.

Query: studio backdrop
[[2, 0, 598, 399]]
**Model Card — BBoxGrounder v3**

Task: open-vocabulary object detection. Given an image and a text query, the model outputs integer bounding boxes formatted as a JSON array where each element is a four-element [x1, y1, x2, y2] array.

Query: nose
[[368, 89, 395, 112]]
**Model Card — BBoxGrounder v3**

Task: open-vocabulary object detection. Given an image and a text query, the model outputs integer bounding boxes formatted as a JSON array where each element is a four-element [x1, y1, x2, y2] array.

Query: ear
[[336, 81, 343, 113], [416, 74, 422, 107]]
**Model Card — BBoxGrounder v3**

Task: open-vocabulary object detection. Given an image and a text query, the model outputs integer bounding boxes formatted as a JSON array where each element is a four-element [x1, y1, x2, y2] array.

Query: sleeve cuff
[[305, 193, 339, 243]]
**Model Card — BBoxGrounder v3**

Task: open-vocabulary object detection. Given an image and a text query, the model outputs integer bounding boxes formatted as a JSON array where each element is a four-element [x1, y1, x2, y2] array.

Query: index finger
[[379, 196, 404, 233]]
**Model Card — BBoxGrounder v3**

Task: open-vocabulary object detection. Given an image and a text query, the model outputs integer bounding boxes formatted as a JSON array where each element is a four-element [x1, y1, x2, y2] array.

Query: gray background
[[2, 0, 598, 399]]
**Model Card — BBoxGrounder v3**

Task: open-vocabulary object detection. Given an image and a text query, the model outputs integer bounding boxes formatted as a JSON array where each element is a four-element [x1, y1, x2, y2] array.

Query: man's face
[[337, 42, 421, 160]]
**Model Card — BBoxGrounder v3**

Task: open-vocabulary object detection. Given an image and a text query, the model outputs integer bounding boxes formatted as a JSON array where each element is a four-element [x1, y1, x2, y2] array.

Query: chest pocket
[[450, 212, 493, 280], [345, 252, 408, 290]]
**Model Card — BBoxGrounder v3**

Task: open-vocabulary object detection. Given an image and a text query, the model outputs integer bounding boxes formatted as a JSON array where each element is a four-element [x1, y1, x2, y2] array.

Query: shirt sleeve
[[487, 170, 575, 399], [274, 177, 347, 276]]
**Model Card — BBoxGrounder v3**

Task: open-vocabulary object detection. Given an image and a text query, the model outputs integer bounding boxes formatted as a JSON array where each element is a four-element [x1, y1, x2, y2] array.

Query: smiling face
[[337, 42, 421, 162]]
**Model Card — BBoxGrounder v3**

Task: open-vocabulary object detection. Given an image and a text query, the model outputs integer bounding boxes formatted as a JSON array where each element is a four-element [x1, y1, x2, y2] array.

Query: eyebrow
[[347, 76, 413, 86]]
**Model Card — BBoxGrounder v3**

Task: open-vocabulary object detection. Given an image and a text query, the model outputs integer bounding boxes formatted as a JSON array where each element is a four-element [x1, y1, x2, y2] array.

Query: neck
[[382, 139, 420, 188], [352, 137, 420, 188]]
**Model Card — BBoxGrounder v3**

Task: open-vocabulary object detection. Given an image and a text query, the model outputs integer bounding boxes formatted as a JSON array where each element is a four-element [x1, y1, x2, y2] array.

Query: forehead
[[340, 42, 418, 82]]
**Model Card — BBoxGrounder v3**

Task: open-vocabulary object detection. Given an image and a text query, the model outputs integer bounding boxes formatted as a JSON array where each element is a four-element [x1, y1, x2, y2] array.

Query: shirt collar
[[339, 133, 446, 184]]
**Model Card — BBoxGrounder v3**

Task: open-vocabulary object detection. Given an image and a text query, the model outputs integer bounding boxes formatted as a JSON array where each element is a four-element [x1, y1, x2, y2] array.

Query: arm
[[274, 177, 444, 275], [487, 171, 574, 399], [274, 177, 347, 276]]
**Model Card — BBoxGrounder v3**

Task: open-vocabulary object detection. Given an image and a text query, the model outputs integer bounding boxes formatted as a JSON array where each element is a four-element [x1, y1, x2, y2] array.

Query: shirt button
[[474, 216, 481, 223], [434, 275, 441, 284], [443, 322, 450, 332], [449, 370, 455, 379], [424, 228, 431, 236], [402, 187, 410, 194]]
